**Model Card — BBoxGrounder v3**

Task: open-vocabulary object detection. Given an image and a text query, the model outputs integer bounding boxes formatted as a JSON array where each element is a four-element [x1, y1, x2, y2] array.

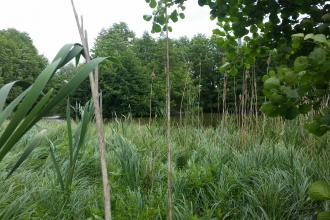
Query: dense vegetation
[[2, 0, 330, 218], [1, 117, 329, 219]]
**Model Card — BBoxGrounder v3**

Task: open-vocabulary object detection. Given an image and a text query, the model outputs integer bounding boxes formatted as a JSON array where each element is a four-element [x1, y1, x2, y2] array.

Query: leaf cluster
[[260, 33, 330, 136]]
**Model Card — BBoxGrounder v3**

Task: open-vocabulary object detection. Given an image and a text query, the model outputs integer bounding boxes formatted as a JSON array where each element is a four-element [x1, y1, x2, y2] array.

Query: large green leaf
[[286, 89, 304, 98], [298, 104, 311, 114], [260, 101, 276, 115], [313, 34, 328, 45], [143, 15, 152, 21], [318, 210, 330, 220], [264, 77, 280, 90], [149, 0, 157, 8], [284, 106, 299, 120], [220, 62, 231, 72], [309, 48, 327, 65], [308, 180, 330, 200], [294, 56, 308, 72]]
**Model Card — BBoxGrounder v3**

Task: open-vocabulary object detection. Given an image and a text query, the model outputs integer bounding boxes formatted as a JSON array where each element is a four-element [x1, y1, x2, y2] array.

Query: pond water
[[105, 113, 222, 128]]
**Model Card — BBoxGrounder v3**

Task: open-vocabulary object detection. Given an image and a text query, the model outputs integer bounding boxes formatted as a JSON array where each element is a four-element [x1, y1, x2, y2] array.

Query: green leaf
[[229, 68, 238, 76], [269, 70, 276, 76], [320, 115, 330, 125], [152, 23, 162, 33], [179, 13, 185, 19], [292, 33, 304, 38], [308, 180, 330, 200], [170, 10, 179, 22], [321, 13, 330, 22], [212, 29, 222, 35], [309, 47, 327, 65], [284, 69, 298, 86], [270, 95, 286, 105], [304, 33, 314, 40], [286, 89, 304, 98], [236, 60, 243, 68], [106, 57, 121, 66], [298, 104, 311, 114], [217, 38, 225, 47], [228, 0, 238, 7], [143, 15, 152, 21], [284, 106, 299, 120], [313, 34, 328, 44], [149, 0, 157, 8], [260, 101, 276, 115], [244, 36, 251, 42], [6, 129, 46, 179], [198, 0, 206, 6], [294, 56, 308, 72], [250, 25, 258, 33], [318, 210, 330, 220], [0, 81, 30, 114], [262, 75, 270, 82], [220, 62, 231, 72], [264, 77, 280, 90], [0, 87, 30, 128]]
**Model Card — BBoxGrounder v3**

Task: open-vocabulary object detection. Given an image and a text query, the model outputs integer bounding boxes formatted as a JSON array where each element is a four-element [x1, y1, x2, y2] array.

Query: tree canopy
[[0, 28, 48, 103]]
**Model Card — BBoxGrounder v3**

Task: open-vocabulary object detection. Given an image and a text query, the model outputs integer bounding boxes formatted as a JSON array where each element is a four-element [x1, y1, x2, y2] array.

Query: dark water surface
[[105, 113, 222, 128]]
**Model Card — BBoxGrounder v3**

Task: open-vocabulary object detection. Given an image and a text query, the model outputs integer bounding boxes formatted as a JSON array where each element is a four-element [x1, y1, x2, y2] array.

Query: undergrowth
[[0, 116, 329, 219]]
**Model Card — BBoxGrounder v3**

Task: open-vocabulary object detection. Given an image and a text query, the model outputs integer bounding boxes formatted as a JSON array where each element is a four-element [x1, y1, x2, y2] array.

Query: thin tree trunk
[[198, 57, 202, 129], [165, 3, 173, 220], [180, 69, 190, 126], [70, 1, 111, 219], [149, 78, 153, 127]]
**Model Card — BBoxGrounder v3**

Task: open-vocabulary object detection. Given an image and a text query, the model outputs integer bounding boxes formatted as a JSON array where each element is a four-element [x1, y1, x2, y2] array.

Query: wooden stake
[[165, 3, 173, 219], [70, 1, 111, 219]]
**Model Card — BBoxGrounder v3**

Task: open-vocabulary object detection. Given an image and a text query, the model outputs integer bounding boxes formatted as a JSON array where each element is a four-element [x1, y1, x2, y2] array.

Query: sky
[[0, 0, 218, 61]]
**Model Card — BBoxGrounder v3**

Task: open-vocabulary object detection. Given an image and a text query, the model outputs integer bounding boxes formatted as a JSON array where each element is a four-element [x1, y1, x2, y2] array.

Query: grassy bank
[[0, 117, 329, 219]]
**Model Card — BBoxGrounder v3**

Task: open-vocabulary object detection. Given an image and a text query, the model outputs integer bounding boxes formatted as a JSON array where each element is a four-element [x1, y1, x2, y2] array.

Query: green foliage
[[0, 28, 48, 103], [1, 118, 330, 219], [45, 98, 95, 213], [261, 33, 330, 136]]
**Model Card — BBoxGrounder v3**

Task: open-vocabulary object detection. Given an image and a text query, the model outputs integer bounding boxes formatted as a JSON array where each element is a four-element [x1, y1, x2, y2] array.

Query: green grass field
[[1, 117, 329, 219]]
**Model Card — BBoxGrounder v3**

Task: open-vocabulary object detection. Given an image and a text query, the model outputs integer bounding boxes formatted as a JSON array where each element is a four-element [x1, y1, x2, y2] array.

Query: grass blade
[[0, 87, 30, 128], [5, 129, 47, 179], [0, 81, 31, 113]]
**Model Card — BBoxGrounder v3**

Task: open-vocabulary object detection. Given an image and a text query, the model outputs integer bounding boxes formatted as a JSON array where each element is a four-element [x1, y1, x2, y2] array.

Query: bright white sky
[[0, 0, 217, 61]]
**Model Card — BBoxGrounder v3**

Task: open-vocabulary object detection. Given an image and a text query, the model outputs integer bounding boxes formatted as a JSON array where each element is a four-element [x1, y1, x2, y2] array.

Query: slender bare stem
[[70, 1, 111, 219], [165, 3, 173, 219]]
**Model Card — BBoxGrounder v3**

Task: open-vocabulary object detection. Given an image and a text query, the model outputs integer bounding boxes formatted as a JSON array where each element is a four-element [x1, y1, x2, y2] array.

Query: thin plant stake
[[70, 1, 111, 219], [165, 2, 173, 219]]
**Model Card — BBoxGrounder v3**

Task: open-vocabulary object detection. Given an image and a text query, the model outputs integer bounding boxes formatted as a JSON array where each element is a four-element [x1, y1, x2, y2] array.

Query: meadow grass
[[0, 116, 329, 219]]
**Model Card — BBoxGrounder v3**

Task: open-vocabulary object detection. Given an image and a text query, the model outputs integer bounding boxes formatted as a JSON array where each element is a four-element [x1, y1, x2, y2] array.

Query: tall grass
[[1, 116, 329, 219]]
